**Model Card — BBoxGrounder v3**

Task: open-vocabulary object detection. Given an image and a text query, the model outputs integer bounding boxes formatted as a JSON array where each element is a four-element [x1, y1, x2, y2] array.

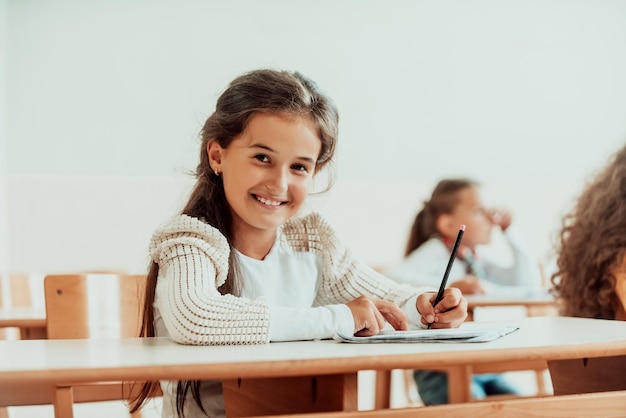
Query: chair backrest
[[44, 273, 147, 339], [548, 355, 626, 395]]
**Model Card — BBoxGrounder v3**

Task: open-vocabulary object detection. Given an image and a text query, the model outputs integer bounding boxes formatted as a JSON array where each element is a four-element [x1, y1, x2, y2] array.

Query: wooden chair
[[0, 273, 159, 418], [45, 273, 145, 339], [46, 273, 159, 418]]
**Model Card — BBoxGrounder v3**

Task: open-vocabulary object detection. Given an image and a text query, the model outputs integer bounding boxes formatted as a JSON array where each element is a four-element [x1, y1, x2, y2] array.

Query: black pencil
[[427, 224, 465, 329]]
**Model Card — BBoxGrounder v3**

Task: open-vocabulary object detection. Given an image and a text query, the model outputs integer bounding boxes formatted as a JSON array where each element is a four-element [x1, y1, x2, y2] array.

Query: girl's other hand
[[487, 208, 513, 231], [416, 288, 467, 329], [346, 296, 409, 337]]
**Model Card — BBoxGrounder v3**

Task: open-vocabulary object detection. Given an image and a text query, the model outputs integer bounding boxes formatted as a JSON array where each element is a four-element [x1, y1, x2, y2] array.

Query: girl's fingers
[[374, 299, 409, 330], [418, 289, 467, 328]]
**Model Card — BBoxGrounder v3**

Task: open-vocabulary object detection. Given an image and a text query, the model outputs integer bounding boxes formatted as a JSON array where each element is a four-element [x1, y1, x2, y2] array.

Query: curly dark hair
[[551, 143, 626, 319]]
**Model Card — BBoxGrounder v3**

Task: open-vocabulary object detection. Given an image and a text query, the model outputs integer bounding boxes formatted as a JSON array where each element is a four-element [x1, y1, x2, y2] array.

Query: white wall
[[2, 0, 626, 273], [0, 0, 8, 272]]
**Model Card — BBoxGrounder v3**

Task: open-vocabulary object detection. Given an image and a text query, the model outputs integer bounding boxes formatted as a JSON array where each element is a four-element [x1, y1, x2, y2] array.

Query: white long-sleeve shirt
[[149, 212, 434, 417], [385, 228, 542, 293]]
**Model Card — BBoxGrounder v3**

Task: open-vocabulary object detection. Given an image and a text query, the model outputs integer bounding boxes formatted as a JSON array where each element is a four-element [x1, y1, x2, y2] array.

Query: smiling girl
[[130, 69, 467, 418]]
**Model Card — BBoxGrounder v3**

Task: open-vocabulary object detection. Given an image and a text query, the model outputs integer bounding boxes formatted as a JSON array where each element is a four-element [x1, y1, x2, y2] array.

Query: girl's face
[[444, 186, 494, 249], [208, 113, 321, 252]]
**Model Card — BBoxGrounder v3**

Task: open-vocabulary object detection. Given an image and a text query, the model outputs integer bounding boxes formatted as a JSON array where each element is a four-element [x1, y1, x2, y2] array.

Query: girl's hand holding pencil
[[422, 224, 468, 329], [347, 225, 469, 336], [417, 288, 467, 329]]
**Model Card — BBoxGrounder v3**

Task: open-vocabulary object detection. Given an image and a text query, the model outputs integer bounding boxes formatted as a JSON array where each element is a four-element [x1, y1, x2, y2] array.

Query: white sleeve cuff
[[402, 294, 427, 329], [327, 303, 355, 337], [269, 304, 354, 341]]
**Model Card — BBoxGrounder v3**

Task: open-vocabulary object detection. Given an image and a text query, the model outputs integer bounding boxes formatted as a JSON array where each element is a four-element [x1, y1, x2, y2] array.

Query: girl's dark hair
[[551, 143, 626, 319], [404, 178, 478, 257], [130, 69, 339, 416]]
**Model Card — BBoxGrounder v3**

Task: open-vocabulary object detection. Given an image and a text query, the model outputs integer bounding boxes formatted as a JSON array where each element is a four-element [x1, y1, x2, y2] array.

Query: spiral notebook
[[335, 322, 519, 344]]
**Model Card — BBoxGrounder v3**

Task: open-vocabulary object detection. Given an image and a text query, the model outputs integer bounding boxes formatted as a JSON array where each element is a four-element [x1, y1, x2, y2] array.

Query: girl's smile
[[208, 112, 321, 258], [254, 195, 285, 207]]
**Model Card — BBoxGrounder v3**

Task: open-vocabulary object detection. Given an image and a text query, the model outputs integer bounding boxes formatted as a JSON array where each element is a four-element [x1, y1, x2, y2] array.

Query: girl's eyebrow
[[249, 143, 316, 165], [248, 143, 274, 153]]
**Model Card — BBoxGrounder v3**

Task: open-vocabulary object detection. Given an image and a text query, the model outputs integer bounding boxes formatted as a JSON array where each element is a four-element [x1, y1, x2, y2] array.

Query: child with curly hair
[[551, 143, 626, 320]]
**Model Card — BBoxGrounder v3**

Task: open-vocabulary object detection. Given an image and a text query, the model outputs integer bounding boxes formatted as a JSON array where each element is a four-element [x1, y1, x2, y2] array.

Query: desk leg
[[447, 366, 472, 403], [19, 326, 47, 340], [374, 370, 391, 409], [52, 386, 74, 418]]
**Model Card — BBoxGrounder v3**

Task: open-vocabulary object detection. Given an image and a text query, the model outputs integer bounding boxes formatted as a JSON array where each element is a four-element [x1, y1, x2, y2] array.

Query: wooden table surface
[[1, 316, 625, 384]]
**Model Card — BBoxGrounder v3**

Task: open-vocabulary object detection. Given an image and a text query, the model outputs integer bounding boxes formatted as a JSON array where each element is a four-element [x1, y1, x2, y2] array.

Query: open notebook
[[335, 322, 519, 343]]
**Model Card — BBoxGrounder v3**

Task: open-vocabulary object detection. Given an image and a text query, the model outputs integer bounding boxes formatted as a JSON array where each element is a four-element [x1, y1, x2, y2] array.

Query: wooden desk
[[0, 307, 47, 339], [0, 317, 625, 417]]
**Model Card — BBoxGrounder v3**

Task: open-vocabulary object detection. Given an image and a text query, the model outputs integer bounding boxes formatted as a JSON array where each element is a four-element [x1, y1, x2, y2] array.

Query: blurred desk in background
[[0, 307, 47, 339], [466, 290, 558, 321]]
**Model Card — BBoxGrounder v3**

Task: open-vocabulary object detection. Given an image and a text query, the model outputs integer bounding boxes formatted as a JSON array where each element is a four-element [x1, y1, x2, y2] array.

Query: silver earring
[[214, 169, 220, 176]]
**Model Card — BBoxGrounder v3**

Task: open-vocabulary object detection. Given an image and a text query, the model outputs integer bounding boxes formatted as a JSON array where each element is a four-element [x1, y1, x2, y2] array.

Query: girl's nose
[[265, 167, 288, 194]]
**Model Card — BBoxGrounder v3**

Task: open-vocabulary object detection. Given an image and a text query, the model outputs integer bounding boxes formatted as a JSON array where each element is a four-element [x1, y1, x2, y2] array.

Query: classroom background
[[1, 0, 626, 278]]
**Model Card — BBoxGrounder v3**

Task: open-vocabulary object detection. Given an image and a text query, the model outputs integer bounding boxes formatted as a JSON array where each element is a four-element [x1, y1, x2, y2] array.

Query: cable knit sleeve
[[149, 215, 270, 345], [283, 213, 434, 321]]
